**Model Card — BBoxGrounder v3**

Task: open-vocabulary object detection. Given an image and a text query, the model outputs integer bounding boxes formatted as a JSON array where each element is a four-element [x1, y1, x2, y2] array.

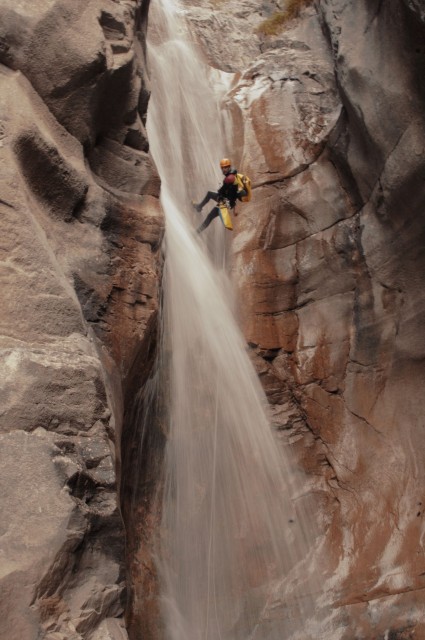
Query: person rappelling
[[192, 158, 252, 233]]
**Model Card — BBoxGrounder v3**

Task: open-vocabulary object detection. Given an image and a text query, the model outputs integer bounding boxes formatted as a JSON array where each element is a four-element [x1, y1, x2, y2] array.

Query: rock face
[[0, 1, 162, 639], [185, 0, 425, 637], [2, 0, 425, 638]]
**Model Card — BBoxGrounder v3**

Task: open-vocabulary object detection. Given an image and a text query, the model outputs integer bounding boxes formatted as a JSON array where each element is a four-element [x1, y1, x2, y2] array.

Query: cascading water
[[144, 1, 322, 638]]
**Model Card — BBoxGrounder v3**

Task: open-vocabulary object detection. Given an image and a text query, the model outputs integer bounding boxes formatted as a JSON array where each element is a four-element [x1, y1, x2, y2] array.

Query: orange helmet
[[220, 158, 231, 168]]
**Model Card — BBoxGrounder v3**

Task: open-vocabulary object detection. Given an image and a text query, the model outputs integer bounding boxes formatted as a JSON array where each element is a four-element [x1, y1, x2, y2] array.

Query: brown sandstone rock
[[185, 0, 425, 637], [0, 1, 162, 639], [2, 0, 424, 637]]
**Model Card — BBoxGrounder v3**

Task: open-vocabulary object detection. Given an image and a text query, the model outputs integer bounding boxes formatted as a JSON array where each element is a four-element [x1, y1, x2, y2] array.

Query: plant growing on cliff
[[256, 0, 314, 36]]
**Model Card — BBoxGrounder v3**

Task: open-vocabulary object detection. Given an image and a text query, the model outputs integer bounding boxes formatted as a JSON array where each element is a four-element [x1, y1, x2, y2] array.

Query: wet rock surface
[[184, 0, 425, 637], [2, 0, 425, 638]]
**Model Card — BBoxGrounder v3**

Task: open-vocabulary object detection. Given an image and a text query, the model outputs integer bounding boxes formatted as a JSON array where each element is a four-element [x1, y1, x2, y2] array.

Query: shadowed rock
[[0, 1, 162, 639]]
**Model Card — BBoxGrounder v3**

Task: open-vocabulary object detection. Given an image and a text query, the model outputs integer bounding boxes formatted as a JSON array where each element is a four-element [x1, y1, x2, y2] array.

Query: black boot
[[196, 207, 220, 233], [191, 200, 203, 213]]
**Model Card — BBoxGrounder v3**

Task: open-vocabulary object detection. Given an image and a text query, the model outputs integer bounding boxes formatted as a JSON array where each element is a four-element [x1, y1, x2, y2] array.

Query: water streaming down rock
[[145, 0, 322, 637]]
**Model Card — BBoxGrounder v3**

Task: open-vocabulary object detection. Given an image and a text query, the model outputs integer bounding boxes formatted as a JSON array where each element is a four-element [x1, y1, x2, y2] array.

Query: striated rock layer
[[186, 0, 425, 637], [2, 0, 425, 638], [0, 1, 162, 639]]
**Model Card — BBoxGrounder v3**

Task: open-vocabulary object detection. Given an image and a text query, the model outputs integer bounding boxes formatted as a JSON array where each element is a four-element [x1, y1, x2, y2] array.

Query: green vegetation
[[256, 0, 314, 36]]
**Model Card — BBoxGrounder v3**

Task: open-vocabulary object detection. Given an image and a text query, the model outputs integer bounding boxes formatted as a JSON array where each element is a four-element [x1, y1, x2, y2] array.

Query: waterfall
[[144, 0, 321, 638]]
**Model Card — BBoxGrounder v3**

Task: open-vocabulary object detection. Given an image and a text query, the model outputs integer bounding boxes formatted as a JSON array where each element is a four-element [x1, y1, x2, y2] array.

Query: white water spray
[[146, 1, 321, 638]]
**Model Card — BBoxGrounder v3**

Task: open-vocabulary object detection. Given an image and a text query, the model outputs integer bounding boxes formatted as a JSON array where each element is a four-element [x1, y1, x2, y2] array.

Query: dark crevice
[[67, 471, 98, 501], [99, 11, 127, 40], [364, 0, 385, 33], [120, 309, 167, 640], [0, 197, 15, 209], [71, 187, 89, 221]]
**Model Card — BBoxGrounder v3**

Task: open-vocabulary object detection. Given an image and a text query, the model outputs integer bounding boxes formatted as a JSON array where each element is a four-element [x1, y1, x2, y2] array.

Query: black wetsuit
[[196, 169, 247, 233]]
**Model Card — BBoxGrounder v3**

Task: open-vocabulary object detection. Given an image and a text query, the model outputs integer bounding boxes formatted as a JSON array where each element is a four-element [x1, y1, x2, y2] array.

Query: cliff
[[0, 1, 162, 639], [186, 0, 425, 636], [1, 0, 425, 639]]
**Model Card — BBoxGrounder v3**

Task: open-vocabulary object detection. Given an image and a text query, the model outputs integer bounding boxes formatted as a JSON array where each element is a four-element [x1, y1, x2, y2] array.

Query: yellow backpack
[[236, 173, 252, 203]]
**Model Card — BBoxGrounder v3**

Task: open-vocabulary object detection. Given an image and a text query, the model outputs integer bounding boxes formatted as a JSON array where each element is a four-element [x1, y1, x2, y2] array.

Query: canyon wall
[[186, 0, 425, 636], [2, 0, 425, 638], [0, 1, 162, 639]]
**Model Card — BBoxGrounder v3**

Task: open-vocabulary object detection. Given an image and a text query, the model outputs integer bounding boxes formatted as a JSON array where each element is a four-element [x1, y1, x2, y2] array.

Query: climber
[[193, 158, 247, 233]]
